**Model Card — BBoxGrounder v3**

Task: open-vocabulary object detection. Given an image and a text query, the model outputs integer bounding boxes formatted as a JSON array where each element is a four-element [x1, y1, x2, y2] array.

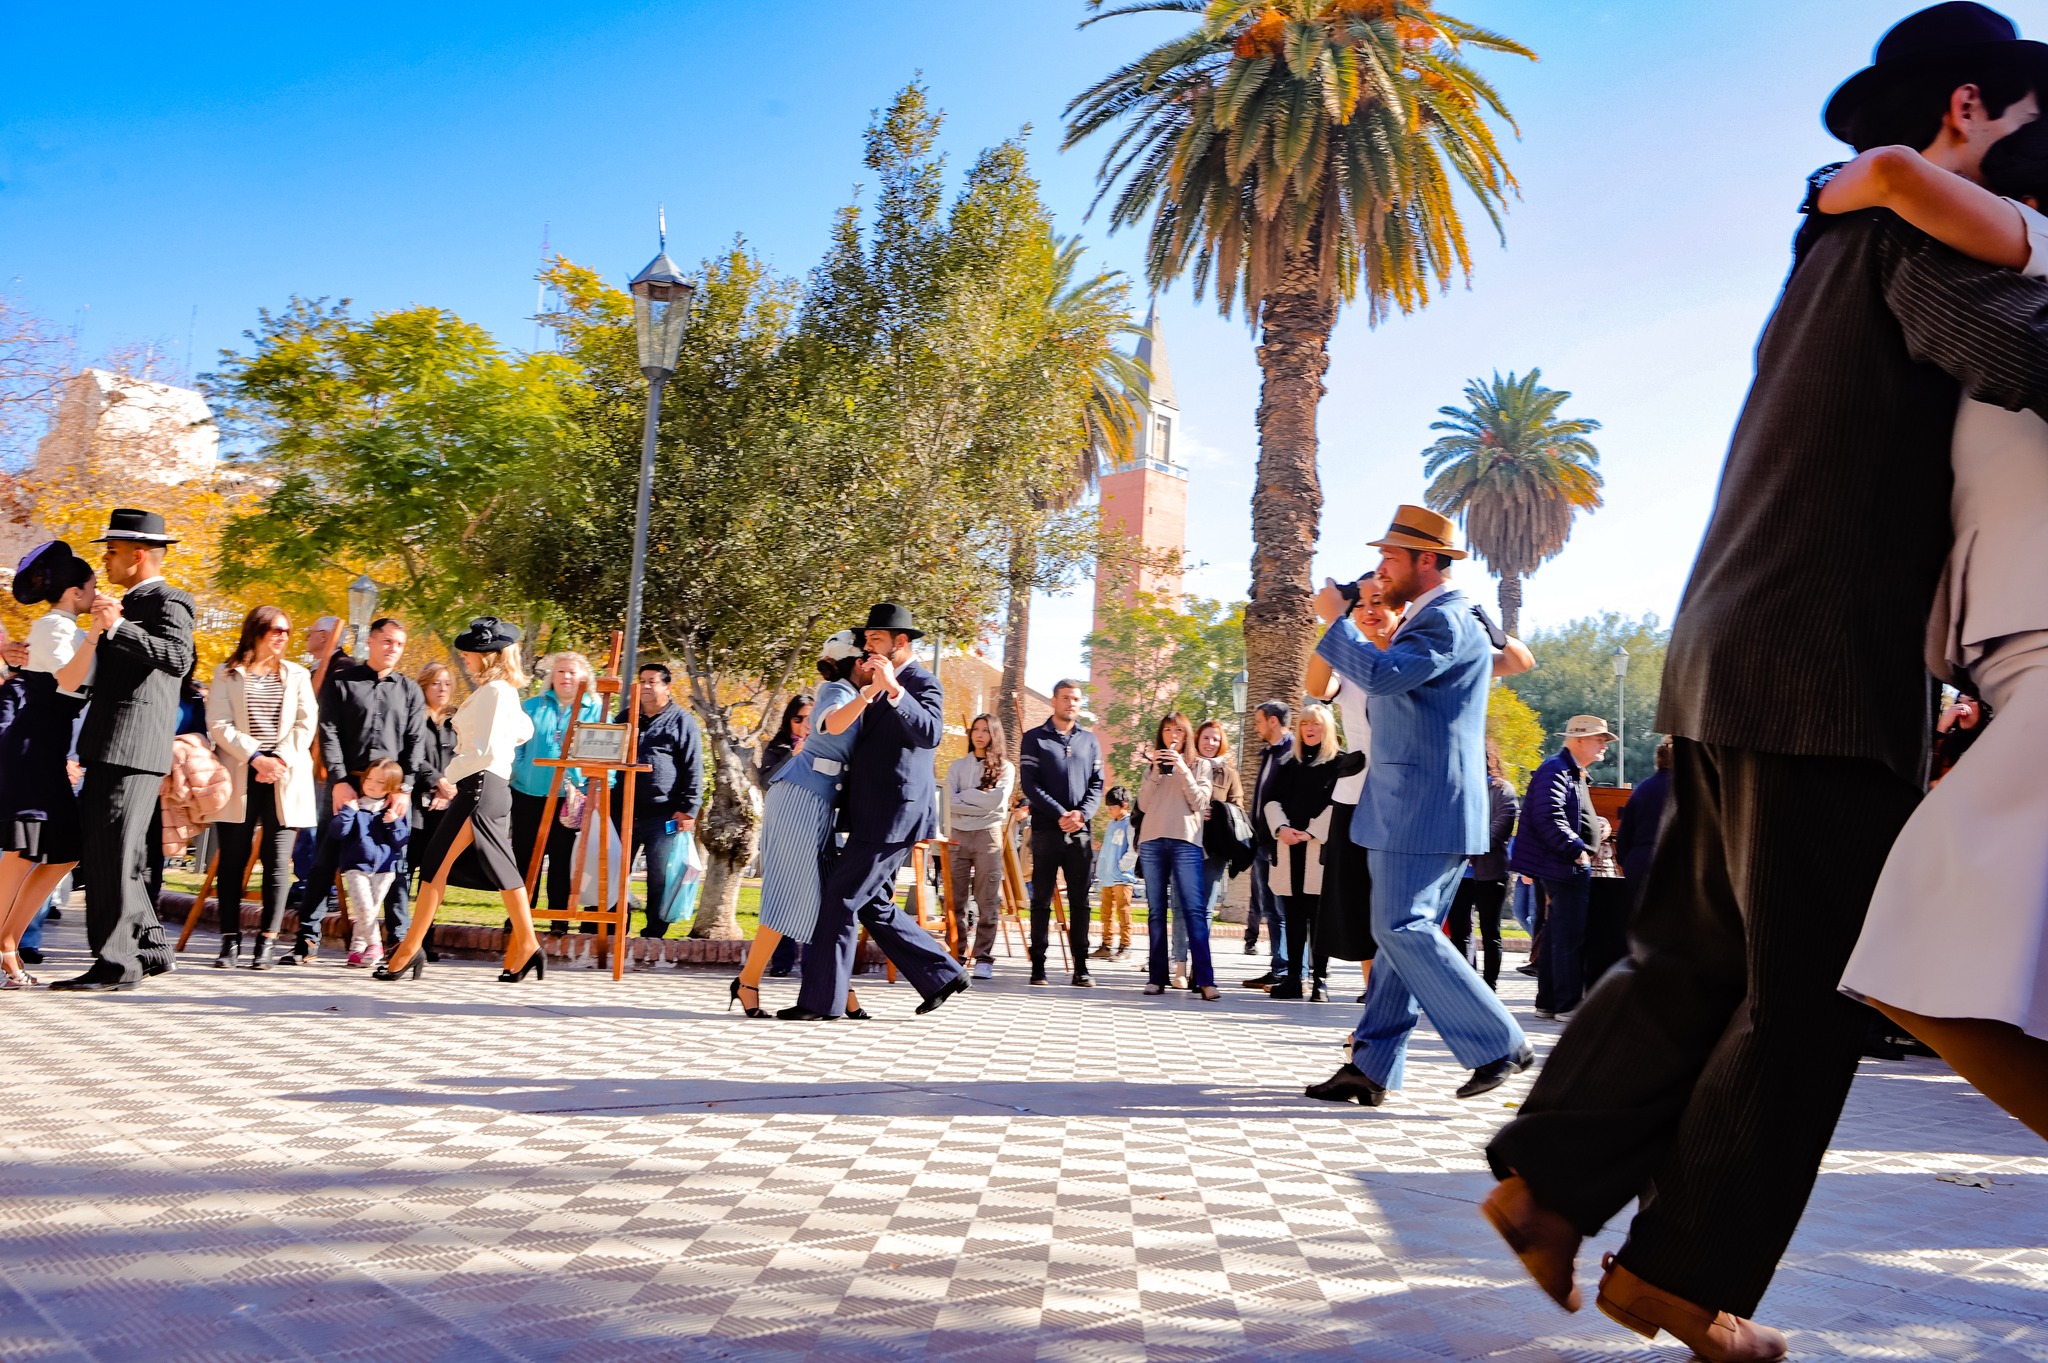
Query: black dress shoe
[[48, 963, 137, 992], [1309, 981, 1329, 1003], [17, 947, 42, 965], [1071, 972, 1094, 987], [915, 974, 969, 1015], [1268, 979, 1305, 1000], [1305, 1063, 1386, 1106], [1241, 972, 1276, 989], [1456, 1043, 1536, 1099], [843, 1007, 872, 1020], [776, 1005, 835, 1021]]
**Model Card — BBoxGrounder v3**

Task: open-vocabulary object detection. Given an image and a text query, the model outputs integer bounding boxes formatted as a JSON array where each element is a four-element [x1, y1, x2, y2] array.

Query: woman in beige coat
[[206, 606, 318, 969]]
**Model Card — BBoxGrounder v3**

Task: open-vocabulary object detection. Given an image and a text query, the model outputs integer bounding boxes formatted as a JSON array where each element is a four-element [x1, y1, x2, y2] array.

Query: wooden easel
[[874, 836, 959, 983], [175, 847, 260, 952], [997, 804, 1068, 968], [524, 632, 651, 981]]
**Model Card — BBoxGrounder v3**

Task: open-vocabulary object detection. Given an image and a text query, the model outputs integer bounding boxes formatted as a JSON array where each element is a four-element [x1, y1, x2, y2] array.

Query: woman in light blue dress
[[731, 631, 868, 1017]]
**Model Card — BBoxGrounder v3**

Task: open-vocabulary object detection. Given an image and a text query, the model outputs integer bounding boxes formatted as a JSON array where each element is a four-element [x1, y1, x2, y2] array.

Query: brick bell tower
[[1089, 304, 1188, 745]]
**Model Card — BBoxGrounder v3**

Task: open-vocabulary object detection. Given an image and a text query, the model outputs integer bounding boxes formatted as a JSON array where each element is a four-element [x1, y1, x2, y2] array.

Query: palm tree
[[997, 236, 1149, 761], [1065, 0, 1534, 788], [1422, 368, 1603, 634]]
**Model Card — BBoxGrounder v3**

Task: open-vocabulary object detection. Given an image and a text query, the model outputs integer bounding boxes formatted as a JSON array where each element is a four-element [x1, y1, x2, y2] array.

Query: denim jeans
[[1141, 837, 1213, 989], [1250, 854, 1287, 975]]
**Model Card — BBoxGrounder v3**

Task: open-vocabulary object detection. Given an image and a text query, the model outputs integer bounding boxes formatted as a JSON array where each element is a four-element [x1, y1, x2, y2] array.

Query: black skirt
[[418, 772, 524, 892], [1315, 803, 1377, 962], [2, 813, 80, 867]]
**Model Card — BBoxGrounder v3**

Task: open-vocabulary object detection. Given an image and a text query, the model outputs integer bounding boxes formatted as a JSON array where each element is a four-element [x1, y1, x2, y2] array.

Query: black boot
[[247, 934, 274, 971], [214, 934, 240, 969]]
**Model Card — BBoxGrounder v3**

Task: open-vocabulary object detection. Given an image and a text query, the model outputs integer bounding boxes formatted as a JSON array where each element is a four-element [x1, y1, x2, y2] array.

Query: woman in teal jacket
[[510, 651, 606, 930]]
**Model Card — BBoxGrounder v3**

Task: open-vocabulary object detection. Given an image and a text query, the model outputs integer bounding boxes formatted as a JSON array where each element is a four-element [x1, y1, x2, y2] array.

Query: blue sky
[[2, 0, 2014, 689]]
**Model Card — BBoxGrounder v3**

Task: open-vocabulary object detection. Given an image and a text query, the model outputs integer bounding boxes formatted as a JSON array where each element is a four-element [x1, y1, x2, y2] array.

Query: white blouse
[[1329, 675, 1371, 806], [27, 609, 85, 674], [445, 679, 536, 784]]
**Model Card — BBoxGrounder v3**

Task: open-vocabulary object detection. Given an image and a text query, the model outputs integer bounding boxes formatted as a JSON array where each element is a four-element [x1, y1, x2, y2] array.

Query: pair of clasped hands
[[852, 650, 903, 703]]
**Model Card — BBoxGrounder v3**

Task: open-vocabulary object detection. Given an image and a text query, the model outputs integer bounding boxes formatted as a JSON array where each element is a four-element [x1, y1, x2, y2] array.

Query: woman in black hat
[[0, 543, 100, 987], [374, 618, 540, 982]]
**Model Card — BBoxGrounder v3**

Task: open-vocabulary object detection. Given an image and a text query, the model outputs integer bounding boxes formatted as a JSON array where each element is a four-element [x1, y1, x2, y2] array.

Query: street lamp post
[[1231, 668, 1248, 750], [1611, 644, 1630, 785], [346, 573, 379, 654], [623, 224, 697, 687]]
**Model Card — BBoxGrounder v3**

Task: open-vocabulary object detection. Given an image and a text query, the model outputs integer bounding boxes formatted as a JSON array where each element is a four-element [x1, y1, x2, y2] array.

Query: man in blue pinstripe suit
[[1302, 506, 1530, 1107]]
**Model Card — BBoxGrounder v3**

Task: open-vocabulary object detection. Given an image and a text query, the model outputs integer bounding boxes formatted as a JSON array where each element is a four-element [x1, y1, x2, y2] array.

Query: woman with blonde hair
[[377, 618, 539, 982], [1138, 711, 1216, 999], [206, 605, 318, 969], [511, 649, 604, 932], [1263, 703, 1363, 1001]]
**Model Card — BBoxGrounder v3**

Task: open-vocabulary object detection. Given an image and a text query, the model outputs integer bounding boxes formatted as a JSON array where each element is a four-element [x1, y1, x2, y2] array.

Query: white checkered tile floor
[[1, 914, 2043, 1361]]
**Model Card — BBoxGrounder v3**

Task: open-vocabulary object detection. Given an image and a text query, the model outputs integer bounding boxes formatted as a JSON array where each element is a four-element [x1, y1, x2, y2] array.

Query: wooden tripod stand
[[523, 632, 651, 981]]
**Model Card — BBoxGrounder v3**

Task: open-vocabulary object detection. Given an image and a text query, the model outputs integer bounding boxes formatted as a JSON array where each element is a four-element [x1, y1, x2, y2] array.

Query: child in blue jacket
[[332, 760, 410, 967]]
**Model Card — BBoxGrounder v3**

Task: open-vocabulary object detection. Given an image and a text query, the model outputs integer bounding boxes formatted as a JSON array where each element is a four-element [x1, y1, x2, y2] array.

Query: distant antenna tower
[[534, 222, 554, 352]]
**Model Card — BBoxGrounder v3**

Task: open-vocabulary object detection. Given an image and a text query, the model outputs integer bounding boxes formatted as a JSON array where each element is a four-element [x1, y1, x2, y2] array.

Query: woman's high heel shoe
[[729, 977, 769, 1018], [214, 935, 240, 969], [372, 954, 425, 982], [498, 950, 545, 983]]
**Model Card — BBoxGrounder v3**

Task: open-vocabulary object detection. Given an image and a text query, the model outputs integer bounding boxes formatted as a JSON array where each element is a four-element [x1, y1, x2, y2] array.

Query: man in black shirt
[[615, 664, 703, 940], [280, 617, 425, 964], [1485, 6, 2048, 1350], [1017, 680, 1104, 987]]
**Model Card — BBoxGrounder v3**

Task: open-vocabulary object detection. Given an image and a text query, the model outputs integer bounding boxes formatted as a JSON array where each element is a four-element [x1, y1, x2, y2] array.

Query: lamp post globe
[[346, 573, 379, 651], [621, 230, 698, 687]]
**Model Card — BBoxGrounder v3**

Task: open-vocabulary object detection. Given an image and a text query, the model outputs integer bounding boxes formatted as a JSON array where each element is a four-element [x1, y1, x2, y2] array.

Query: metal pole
[[1616, 673, 1626, 785], [622, 372, 667, 689]]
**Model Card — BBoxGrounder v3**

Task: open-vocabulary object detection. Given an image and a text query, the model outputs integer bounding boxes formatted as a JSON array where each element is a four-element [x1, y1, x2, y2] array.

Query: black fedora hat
[[453, 616, 523, 654], [856, 602, 923, 640], [1826, 2, 2048, 143], [10, 541, 93, 606], [90, 507, 179, 546]]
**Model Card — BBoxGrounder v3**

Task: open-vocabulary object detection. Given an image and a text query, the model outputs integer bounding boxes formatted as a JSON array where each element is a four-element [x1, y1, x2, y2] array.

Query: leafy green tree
[[1485, 681, 1545, 792], [495, 86, 1135, 936], [1422, 369, 1603, 634], [1503, 613, 1667, 787], [1084, 592, 1247, 783], [1065, 0, 1534, 793], [207, 299, 575, 648]]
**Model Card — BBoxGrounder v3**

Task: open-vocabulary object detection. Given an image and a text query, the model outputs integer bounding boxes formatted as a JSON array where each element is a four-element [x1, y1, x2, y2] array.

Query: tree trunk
[[998, 533, 1033, 765], [1498, 573, 1522, 638], [1240, 262, 1337, 795], [690, 729, 760, 940]]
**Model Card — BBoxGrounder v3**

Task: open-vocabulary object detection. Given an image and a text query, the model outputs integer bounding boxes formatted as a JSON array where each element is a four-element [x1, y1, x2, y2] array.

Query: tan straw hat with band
[[1367, 504, 1467, 559], [1559, 714, 1618, 741]]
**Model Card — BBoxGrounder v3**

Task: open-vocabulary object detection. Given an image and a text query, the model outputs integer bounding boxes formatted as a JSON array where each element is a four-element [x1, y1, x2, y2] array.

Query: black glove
[[1471, 604, 1507, 651]]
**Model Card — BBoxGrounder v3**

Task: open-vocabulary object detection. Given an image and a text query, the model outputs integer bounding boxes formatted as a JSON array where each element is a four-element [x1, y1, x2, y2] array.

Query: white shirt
[[27, 609, 84, 674], [445, 679, 537, 783], [1392, 581, 1452, 640], [1330, 675, 1371, 805]]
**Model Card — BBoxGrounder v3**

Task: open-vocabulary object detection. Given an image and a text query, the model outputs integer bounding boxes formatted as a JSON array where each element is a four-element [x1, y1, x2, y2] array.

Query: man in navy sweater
[[1507, 714, 1614, 1021], [1018, 681, 1104, 986]]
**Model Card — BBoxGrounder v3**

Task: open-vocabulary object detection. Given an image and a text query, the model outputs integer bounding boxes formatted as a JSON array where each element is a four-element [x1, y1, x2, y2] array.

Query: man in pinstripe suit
[[1301, 507, 1530, 1108], [1483, 6, 2048, 1355], [50, 509, 196, 992]]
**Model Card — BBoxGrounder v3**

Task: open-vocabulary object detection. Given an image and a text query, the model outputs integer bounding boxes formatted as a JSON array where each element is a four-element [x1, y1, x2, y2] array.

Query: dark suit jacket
[[1615, 767, 1671, 884], [1657, 171, 2048, 783], [1250, 736, 1292, 860], [840, 660, 943, 845], [78, 580, 196, 776]]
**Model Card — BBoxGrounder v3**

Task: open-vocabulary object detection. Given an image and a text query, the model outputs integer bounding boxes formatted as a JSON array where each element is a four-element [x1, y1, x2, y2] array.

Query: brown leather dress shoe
[[1596, 1255, 1788, 1362], [1479, 1175, 1581, 1311]]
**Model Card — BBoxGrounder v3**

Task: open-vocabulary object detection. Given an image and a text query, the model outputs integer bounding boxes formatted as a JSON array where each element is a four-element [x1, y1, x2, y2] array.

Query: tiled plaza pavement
[[1, 917, 2043, 1363]]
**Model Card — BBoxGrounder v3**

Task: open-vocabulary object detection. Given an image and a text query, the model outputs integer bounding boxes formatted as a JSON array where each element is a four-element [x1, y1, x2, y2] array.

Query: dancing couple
[[1482, 6, 2048, 1358], [735, 604, 969, 1021]]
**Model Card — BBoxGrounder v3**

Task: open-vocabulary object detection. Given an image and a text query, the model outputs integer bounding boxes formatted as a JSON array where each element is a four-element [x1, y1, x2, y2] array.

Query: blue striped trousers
[[1354, 850, 1526, 1088]]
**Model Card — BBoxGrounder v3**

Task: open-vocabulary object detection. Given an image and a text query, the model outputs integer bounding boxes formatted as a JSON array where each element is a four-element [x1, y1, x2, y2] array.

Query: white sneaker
[[973, 960, 993, 980]]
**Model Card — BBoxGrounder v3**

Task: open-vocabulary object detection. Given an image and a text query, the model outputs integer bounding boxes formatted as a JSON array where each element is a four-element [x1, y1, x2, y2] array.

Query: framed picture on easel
[[568, 723, 630, 765]]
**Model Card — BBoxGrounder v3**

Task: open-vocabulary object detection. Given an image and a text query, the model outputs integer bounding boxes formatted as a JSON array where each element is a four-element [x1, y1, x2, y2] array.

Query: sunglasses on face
[[267, 625, 291, 636]]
